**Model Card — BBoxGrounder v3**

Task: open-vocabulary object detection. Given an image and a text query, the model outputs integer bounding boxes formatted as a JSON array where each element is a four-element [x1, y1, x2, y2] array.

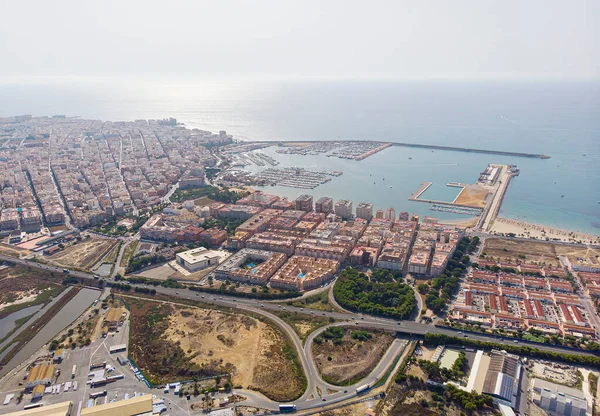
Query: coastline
[[489, 217, 600, 245]]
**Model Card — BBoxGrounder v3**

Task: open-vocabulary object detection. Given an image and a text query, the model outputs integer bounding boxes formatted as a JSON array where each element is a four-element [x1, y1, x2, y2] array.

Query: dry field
[[0, 266, 64, 317], [453, 185, 490, 208], [0, 243, 29, 258], [128, 299, 305, 401], [555, 245, 600, 268], [312, 328, 394, 385], [48, 238, 118, 270], [482, 238, 561, 266]]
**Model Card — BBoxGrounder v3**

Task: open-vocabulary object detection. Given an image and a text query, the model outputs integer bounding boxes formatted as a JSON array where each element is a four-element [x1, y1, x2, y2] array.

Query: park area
[[312, 327, 394, 385], [126, 298, 305, 401]]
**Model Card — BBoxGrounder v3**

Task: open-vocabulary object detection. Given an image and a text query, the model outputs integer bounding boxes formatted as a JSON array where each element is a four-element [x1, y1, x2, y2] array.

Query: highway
[[2, 253, 599, 411]]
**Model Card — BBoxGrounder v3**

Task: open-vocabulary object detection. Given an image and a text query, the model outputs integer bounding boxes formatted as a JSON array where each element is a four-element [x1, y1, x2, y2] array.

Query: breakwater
[[390, 142, 550, 159], [264, 140, 550, 159]]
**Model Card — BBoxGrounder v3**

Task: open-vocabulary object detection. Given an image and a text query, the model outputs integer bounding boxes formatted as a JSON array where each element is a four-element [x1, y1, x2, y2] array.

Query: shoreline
[[440, 216, 599, 245], [489, 217, 600, 245]]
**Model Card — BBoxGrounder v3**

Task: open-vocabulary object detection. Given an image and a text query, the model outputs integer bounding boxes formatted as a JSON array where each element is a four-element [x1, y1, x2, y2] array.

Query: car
[[464, 335, 468, 338], [260, 304, 264, 307], [300, 308, 304, 311], [344, 390, 347, 393], [196, 293, 199, 296], [513, 340, 519, 343], [283, 307, 287, 310], [355, 322, 359, 325], [201, 295, 205, 298], [175, 292, 179, 294], [397, 321, 402, 325], [360, 317, 364, 320], [457, 331, 462, 334], [322, 313, 326, 316], [322, 397, 326, 401], [219, 297, 223, 299]]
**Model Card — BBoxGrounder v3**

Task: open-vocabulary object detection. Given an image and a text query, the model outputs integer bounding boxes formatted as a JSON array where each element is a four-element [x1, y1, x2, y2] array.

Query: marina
[[250, 167, 343, 189]]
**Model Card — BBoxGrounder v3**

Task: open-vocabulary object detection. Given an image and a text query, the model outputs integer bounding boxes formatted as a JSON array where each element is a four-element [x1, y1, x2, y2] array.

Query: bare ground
[[48, 238, 118, 270], [128, 298, 305, 400], [313, 329, 394, 385], [482, 238, 561, 266], [453, 185, 490, 208]]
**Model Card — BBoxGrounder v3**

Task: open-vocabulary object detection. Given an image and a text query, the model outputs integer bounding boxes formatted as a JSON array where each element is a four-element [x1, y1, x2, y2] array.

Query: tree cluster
[[425, 237, 472, 314], [333, 267, 416, 320]]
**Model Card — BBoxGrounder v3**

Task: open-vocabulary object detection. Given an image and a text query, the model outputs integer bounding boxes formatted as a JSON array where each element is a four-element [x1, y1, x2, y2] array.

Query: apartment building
[[334, 199, 353, 220]]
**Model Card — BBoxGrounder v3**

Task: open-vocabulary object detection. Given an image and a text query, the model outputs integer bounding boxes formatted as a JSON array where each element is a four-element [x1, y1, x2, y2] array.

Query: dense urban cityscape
[[0, 114, 598, 416]]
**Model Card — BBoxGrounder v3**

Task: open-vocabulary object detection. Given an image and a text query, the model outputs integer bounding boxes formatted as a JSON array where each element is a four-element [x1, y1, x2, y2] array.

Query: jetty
[[390, 142, 550, 159], [409, 182, 432, 200], [263, 140, 550, 159]]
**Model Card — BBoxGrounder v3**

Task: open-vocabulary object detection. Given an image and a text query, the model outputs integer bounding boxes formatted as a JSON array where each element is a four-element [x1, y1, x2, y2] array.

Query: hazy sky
[[1, 0, 598, 80]]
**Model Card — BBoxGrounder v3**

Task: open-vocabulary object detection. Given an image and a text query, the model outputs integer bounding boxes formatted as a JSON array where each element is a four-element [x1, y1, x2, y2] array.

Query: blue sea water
[[0, 78, 598, 234]]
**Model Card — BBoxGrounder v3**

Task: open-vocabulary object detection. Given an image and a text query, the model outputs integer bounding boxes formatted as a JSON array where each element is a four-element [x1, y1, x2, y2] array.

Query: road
[[2, 253, 600, 411], [3, 253, 599, 361]]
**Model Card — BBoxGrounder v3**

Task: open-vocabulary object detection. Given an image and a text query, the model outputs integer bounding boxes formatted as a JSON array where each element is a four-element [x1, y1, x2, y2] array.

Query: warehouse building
[[24, 364, 55, 392], [3, 401, 72, 416], [531, 378, 587, 416], [465, 350, 522, 408], [81, 394, 154, 416]]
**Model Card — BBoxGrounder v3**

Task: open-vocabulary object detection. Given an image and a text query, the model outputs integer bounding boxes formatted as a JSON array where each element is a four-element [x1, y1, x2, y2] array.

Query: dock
[[409, 182, 432, 200]]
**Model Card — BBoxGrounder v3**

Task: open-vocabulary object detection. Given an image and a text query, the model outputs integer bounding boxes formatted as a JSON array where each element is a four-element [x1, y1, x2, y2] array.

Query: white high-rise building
[[356, 202, 373, 221]]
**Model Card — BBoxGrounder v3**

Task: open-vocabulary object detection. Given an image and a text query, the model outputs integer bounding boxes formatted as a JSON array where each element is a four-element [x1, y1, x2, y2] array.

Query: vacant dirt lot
[[555, 245, 600, 267], [454, 185, 490, 208], [0, 243, 29, 258], [313, 328, 394, 385], [128, 298, 305, 400], [48, 238, 118, 270], [482, 238, 561, 266]]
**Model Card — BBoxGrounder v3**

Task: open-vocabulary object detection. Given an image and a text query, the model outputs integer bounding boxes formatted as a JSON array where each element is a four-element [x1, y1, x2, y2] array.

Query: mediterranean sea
[[0, 77, 598, 234]]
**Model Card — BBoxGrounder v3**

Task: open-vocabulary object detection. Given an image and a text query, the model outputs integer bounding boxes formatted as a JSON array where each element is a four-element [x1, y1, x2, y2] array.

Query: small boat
[[383, 178, 385, 181], [561, 194, 564, 198], [408, 157, 412, 160], [389, 186, 392, 189]]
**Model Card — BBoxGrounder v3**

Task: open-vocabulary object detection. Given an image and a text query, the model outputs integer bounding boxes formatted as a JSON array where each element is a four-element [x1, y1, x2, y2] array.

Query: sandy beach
[[490, 217, 600, 245]]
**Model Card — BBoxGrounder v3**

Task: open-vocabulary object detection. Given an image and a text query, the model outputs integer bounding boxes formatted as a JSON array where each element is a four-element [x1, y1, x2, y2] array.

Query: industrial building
[[175, 247, 222, 272], [465, 350, 522, 408], [80, 394, 154, 416], [531, 379, 587, 416], [24, 363, 55, 392], [3, 401, 72, 416]]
